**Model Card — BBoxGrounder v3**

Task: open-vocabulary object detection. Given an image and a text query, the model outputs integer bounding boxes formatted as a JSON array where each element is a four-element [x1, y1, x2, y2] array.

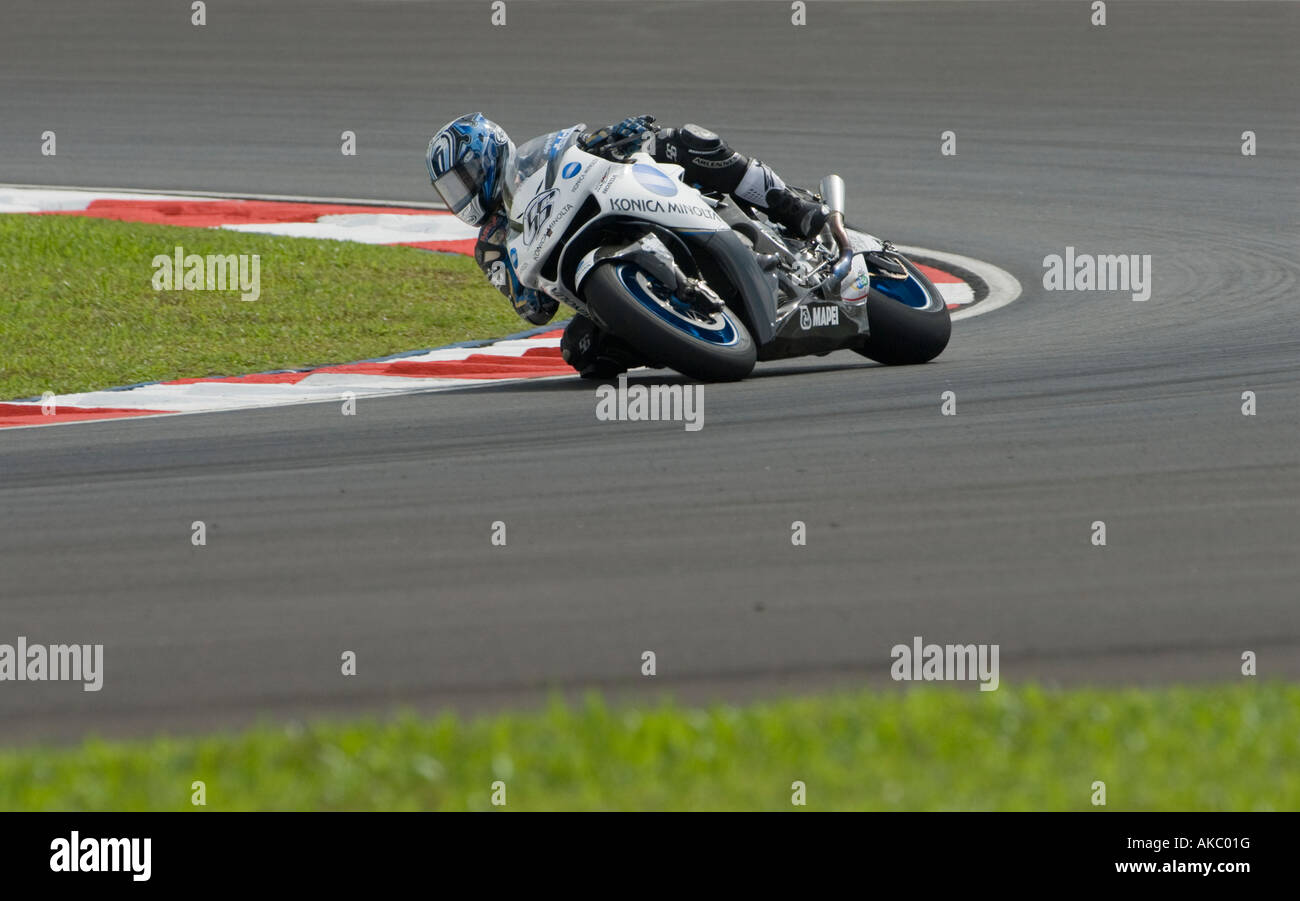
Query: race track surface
[[1, 1, 1297, 741]]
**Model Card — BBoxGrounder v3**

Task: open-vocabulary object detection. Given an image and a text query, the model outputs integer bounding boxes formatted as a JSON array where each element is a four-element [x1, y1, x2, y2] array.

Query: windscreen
[[505, 125, 585, 209]]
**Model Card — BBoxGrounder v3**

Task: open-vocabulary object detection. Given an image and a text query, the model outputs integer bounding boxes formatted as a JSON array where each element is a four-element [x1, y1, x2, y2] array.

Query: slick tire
[[853, 255, 952, 365], [583, 261, 756, 382]]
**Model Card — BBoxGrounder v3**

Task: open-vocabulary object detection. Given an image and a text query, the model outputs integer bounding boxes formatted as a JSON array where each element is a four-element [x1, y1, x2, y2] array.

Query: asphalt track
[[1, 1, 1297, 742]]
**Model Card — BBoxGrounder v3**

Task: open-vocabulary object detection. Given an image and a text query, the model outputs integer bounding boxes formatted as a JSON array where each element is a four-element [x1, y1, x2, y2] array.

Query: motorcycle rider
[[425, 112, 829, 377]]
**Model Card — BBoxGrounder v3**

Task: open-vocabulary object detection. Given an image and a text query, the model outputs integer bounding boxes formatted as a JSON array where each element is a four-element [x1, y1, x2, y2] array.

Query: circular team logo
[[632, 163, 678, 197], [562, 161, 581, 179]]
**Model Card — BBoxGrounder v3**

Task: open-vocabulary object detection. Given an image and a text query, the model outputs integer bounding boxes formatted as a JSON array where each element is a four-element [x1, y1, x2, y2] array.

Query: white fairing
[[506, 142, 728, 305]]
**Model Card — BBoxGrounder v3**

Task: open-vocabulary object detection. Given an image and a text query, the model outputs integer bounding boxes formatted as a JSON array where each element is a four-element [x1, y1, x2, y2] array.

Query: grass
[[0, 214, 529, 400], [2, 683, 1296, 811]]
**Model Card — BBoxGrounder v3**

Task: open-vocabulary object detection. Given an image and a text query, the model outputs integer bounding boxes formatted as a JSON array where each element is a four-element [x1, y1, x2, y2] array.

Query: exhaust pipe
[[819, 174, 846, 217], [818, 174, 855, 293]]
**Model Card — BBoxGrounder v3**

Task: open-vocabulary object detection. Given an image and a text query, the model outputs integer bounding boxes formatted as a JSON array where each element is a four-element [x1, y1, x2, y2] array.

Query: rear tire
[[583, 261, 757, 381], [853, 255, 952, 365]]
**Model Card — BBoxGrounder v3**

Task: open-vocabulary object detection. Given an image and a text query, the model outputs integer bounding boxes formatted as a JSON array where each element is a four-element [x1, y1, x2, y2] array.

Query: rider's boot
[[729, 157, 829, 239], [759, 182, 831, 240]]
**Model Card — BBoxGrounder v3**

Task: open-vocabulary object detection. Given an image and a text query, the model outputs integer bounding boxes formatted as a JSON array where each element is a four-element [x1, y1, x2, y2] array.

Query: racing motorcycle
[[505, 127, 951, 381]]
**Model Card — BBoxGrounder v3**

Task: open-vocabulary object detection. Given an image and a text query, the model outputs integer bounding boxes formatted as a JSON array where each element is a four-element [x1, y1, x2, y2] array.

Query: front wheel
[[582, 261, 757, 382]]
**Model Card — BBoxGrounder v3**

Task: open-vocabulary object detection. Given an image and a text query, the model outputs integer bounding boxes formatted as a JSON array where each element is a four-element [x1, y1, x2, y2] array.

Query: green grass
[[0, 214, 528, 400], [2, 683, 1296, 811]]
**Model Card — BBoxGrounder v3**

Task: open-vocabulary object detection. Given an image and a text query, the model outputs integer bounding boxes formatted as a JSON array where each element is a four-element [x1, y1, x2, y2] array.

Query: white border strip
[[3, 184, 1018, 319], [0, 182, 447, 210], [1, 187, 1022, 434], [895, 244, 1023, 321], [2, 374, 577, 432]]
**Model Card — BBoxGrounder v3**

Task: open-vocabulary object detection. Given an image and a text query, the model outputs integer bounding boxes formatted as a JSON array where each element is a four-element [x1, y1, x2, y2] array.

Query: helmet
[[426, 113, 513, 226]]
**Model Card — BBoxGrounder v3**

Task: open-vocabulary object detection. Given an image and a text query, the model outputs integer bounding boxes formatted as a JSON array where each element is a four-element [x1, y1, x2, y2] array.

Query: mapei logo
[[522, 188, 558, 246], [799, 304, 840, 329]]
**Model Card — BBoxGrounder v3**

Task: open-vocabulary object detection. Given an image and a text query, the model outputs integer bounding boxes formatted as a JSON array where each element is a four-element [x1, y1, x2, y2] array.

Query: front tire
[[583, 261, 757, 382]]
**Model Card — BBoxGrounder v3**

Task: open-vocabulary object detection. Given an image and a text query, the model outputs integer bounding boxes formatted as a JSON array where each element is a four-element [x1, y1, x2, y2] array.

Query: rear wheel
[[583, 261, 757, 381], [853, 253, 952, 365]]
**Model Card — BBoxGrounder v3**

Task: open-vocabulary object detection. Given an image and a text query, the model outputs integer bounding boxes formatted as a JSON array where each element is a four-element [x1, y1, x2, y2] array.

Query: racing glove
[[475, 211, 559, 325], [580, 114, 657, 161]]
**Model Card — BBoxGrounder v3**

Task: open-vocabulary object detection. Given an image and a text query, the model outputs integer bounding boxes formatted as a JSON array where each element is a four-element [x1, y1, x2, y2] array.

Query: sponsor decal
[[531, 203, 573, 261], [691, 152, 741, 169], [568, 159, 598, 192], [562, 161, 581, 179], [842, 272, 871, 302], [840, 254, 872, 302], [547, 129, 570, 160], [799, 304, 840, 329], [632, 163, 679, 197], [608, 196, 721, 221], [595, 166, 619, 195], [574, 248, 600, 287], [522, 188, 559, 246], [509, 247, 518, 267]]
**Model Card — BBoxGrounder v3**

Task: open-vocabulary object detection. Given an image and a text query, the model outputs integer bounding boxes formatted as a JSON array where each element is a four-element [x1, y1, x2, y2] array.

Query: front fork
[[575, 232, 725, 315]]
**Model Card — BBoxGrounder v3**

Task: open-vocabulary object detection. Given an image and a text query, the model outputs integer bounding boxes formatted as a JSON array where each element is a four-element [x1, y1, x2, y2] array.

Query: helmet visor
[[432, 149, 489, 224], [432, 167, 475, 214]]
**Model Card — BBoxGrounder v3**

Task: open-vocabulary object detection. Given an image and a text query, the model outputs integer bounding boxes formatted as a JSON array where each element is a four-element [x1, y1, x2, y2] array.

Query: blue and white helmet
[[426, 113, 513, 226]]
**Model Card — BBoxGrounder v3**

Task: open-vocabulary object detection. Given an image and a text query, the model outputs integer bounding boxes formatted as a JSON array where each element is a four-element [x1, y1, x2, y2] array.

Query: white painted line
[[895, 244, 1023, 321], [936, 282, 975, 306], [0, 182, 448, 210], [0, 373, 576, 430], [223, 212, 476, 244], [0, 187, 196, 213], [7, 337, 566, 413]]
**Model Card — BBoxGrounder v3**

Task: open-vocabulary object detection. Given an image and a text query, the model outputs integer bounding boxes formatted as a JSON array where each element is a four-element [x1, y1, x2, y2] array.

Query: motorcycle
[[504, 126, 951, 381]]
